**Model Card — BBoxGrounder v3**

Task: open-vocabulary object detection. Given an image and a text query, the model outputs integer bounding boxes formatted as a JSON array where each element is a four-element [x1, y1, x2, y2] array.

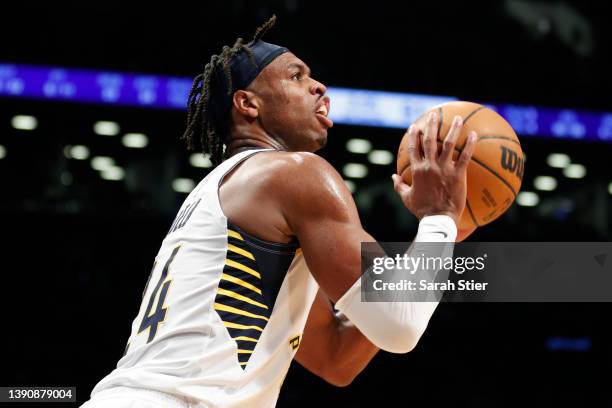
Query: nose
[[310, 79, 327, 96]]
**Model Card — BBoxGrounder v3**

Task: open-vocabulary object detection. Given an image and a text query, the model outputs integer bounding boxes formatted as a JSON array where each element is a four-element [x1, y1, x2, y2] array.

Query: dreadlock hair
[[181, 15, 278, 167]]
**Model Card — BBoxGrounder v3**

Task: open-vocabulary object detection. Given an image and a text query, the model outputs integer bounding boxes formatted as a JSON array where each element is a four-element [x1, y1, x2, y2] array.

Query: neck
[[227, 125, 288, 157]]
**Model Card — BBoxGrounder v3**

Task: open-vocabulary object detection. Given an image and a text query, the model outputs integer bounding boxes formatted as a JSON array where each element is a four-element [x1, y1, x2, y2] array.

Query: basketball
[[396, 101, 525, 230]]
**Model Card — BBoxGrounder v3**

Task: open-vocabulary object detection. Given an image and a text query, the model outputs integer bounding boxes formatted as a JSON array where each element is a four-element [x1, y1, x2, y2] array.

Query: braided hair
[[181, 15, 277, 166]]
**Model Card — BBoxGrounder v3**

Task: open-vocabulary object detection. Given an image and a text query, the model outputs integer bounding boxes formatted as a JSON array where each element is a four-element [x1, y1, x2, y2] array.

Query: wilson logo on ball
[[500, 146, 524, 180]]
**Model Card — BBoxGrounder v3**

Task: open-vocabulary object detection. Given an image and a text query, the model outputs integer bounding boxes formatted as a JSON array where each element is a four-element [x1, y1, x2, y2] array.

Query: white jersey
[[90, 149, 320, 408]]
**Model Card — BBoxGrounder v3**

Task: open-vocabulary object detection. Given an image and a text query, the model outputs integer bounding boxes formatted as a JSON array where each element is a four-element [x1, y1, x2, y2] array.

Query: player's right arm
[[272, 111, 477, 351]]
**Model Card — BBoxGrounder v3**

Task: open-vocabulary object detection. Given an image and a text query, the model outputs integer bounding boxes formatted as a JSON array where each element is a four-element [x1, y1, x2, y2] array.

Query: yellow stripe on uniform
[[239, 362, 247, 366], [221, 273, 262, 295], [237, 349, 253, 354], [228, 244, 255, 260], [223, 321, 264, 332], [217, 288, 268, 310], [233, 336, 259, 343], [228, 229, 244, 241], [225, 259, 260, 279], [214, 303, 269, 322]]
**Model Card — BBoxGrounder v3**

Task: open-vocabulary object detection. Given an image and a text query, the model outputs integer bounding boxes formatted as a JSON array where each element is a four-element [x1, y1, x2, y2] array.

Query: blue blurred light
[[1, 62, 612, 142], [546, 336, 591, 352]]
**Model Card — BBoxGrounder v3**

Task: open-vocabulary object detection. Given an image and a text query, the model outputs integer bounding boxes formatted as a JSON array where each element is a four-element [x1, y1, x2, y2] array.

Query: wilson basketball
[[396, 101, 525, 230]]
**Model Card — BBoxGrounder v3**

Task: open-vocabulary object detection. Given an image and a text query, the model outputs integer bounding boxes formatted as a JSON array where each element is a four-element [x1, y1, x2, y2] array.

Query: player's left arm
[[294, 289, 379, 387]]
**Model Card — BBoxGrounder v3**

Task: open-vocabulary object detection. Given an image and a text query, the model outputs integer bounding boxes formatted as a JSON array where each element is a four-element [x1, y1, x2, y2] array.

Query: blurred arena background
[[2, 1, 611, 406]]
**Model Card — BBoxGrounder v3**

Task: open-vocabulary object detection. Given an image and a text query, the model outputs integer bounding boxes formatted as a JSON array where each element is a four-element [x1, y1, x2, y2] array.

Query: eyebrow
[[287, 62, 311, 76]]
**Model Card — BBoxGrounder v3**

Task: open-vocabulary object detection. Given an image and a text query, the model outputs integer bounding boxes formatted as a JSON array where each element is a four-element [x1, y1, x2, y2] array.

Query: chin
[[313, 131, 328, 150], [296, 130, 327, 152], [317, 136, 328, 149]]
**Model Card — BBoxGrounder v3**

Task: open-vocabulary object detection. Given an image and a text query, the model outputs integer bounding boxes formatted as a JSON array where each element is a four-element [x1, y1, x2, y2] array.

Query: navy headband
[[210, 40, 289, 123]]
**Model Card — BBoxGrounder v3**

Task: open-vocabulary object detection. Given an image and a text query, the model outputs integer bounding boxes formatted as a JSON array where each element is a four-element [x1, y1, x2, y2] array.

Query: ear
[[232, 90, 259, 119]]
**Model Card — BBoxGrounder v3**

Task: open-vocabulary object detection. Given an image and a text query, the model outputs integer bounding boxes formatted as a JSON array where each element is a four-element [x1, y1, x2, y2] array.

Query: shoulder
[[255, 151, 355, 219], [257, 151, 336, 175], [258, 151, 346, 194], [224, 151, 340, 196]]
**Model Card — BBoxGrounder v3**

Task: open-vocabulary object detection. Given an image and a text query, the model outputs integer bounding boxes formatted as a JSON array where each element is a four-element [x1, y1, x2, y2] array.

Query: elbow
[[319, 365, 360, 387], [328, 377, 356, 388], [312, 355, 364, 387]]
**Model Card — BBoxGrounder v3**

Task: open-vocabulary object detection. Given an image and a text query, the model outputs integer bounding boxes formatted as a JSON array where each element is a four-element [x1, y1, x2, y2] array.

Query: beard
[[316, 133, 328, 149]]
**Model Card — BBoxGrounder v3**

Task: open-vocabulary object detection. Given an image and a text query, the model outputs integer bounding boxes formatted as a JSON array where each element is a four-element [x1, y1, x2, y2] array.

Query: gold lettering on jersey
[[166, 198, 202, 236], [289, 335, 300, 350]]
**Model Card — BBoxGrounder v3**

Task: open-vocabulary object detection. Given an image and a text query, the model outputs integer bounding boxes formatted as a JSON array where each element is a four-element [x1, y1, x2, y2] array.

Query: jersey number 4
[[138, 245, 181, 343]]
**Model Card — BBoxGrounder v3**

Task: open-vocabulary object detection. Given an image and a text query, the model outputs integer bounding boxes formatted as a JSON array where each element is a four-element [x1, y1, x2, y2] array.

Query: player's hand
[[392, 111, 477, 225]]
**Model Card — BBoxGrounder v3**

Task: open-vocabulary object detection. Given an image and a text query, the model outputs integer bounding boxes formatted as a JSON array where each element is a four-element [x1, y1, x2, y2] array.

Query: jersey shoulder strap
[[194, 148, 270, 220]]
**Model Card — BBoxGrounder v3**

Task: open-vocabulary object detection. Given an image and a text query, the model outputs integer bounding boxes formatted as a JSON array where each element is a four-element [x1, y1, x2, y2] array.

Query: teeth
[[316, 105, 328, 116]]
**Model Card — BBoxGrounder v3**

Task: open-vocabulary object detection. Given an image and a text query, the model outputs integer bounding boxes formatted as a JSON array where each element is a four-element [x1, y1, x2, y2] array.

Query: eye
[[291, 72, 301, 81]]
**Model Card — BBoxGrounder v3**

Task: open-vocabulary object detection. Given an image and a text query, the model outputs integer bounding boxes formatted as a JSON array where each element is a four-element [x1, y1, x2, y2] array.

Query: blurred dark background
[[2, 1, 612, 407]]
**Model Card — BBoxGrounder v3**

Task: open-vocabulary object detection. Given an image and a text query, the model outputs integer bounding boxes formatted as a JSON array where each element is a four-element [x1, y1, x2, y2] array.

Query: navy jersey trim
[[213, 221, 300, 369]]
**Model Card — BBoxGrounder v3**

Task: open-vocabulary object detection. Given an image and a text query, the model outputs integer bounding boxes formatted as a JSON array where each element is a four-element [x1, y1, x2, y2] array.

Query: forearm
[[296, 290, 378, 387], [335, 215, 457, 353], [298, 216, 455, 384], [326, 311, 379, 385]]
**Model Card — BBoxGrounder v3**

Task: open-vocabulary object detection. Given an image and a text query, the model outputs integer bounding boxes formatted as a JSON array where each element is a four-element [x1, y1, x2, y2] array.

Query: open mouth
[[315, 98, 333, 128], [315, 104, 328, 116]]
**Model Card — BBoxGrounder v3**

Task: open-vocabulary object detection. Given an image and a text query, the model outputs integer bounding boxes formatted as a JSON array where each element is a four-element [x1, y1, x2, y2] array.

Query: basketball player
[[82, 16, 477, 408]]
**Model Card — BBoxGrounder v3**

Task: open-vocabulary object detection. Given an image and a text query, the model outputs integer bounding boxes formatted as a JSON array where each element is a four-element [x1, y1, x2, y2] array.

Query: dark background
[[2, 1, 612, 406]]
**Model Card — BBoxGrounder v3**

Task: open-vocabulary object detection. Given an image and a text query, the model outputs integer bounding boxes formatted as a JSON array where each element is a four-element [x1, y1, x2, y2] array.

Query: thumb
[[391, 174, 411, 197]]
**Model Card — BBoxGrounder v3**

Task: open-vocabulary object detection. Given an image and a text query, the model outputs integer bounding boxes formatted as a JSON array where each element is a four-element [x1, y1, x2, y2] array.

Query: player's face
[[250, 53, 332, 152]]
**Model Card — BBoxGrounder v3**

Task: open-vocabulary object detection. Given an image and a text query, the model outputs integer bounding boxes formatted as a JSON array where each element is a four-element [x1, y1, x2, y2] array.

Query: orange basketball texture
[[396, 101, 525, 230]]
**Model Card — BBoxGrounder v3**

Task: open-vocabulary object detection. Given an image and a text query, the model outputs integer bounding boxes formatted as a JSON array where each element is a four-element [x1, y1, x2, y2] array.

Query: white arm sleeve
[[334, 215, 457, 353]]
